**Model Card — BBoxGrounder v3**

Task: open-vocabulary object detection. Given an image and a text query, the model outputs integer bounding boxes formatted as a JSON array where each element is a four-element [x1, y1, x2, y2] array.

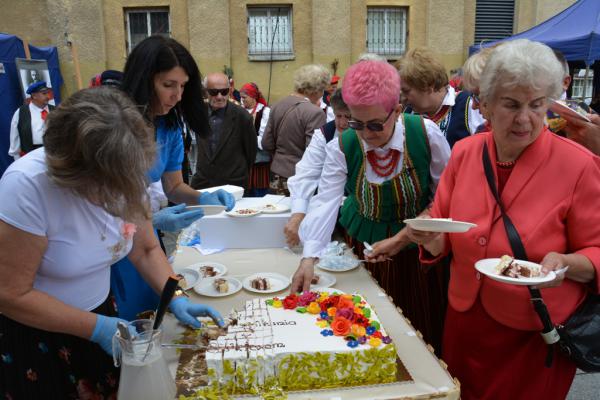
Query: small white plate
[[183, 262, 227, 279], [475, 258, 556, 286], [194, 276, 242, 297], [311, 287, 346, 295], [184, 205, 227, 215], [309, 272, 336, 289], [242, 272, 291, 294], [549, 100, 591, 122], [226, 208, 261, 218], [260, 203, 291, 214], [176, 268, 200, 290], [404, 218, 477, 233], [316, 260, 361, 273]]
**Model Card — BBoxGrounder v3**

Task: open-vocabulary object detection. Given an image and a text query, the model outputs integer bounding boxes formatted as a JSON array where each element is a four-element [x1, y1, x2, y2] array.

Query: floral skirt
[[0, 297, 120, 399], [345, 236, 448, 356]]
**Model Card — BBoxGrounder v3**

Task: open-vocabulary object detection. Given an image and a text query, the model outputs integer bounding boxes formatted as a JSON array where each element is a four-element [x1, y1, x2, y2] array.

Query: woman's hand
[[536, 251, 596, 289], [365, 234, 407, 263], [169, 297, 224, 328], [284, 213, 305, 247], [290, 257, 316, 293], [536, 252, 569, 289]]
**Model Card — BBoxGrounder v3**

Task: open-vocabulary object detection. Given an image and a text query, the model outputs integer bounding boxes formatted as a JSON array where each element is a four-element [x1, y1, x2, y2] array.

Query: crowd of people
[[1, 35, 600, 400]]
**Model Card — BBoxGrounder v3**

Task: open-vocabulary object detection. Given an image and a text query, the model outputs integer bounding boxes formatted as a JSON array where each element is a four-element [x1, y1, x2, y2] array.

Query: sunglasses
[[207, 88, 230, 96], [348, 109, 395, 132]]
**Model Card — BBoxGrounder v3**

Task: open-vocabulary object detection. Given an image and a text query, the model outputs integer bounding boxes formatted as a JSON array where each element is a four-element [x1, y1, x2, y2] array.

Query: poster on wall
[[15, 58, 55, 106]]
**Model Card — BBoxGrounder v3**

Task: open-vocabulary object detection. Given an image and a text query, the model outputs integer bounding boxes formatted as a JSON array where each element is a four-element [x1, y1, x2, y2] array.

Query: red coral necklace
[[366, 149, 400, 177]]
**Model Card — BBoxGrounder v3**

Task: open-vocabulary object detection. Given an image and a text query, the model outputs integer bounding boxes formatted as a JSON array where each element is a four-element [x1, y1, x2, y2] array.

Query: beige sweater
[[261, 95, 326, 178]]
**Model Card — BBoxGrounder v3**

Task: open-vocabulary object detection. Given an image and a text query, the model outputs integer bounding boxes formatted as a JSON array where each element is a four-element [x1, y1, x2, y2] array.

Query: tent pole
[[23, 40, 31, 59], [68, 43, 83, 90]]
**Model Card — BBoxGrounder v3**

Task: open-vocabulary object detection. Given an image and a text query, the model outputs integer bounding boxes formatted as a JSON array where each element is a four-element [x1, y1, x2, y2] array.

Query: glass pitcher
[[112, 319, 176, 400]]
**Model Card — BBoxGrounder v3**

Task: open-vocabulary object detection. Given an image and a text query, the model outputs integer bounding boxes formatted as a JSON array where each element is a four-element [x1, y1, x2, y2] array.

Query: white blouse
[[0, 149, 134, 311], [246, 103, 270, 151], [287, 127, 341, 214], [298, 116, 451, 258]]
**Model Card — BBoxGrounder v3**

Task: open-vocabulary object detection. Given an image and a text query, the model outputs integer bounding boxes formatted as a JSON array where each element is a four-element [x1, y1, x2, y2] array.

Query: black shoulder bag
[[482, 142, 600, 372]]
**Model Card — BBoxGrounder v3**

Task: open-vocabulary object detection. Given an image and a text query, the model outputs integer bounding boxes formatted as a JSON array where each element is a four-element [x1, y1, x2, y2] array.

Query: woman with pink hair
[[290, 60, 451, 351]]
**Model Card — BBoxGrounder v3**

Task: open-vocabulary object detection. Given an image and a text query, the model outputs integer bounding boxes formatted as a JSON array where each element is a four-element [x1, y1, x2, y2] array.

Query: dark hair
[[329, 89, 348, 111], [553, 49, 570, 77], [44, 87, 155, 221], [121, 36, 209, 136]]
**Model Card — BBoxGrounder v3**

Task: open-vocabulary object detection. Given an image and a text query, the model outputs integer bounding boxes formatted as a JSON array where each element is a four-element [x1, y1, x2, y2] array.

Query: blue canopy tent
[[469, 0, 600, 65], [0, 33, 63, 176]]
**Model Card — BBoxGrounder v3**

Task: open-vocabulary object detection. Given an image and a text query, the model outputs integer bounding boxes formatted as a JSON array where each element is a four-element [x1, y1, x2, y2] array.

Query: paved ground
[[566, 370, 600, 399]]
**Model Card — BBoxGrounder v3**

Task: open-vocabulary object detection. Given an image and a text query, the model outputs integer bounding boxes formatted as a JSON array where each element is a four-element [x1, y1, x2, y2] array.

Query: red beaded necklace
[[366, 149, 400, 177]]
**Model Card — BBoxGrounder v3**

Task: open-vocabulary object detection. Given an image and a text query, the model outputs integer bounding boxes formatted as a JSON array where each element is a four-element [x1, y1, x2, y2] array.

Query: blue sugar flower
[[366, 326, 376, 335], [347, 340, 359, 348]]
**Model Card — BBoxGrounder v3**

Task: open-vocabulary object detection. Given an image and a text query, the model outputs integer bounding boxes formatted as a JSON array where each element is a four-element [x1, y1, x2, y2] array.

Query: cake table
[[160, 247, 460, 399]]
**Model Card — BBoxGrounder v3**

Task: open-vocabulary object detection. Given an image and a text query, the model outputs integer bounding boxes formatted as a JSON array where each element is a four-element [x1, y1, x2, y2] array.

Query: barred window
[[125, 8, 170, 54], [247, 6, 294, 60], [572, 69, 593, 103], [367, 7, 407, 57]]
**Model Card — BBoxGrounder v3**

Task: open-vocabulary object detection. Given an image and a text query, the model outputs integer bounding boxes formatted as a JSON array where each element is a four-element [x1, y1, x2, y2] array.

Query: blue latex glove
[[152, 204, 204, 232], [90, 314, 128, 356], [198, 189, 235, 211], [169, 297, 224, 328]]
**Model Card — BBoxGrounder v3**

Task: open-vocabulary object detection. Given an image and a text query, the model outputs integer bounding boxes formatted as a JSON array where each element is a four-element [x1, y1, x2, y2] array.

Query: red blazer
[[422, 129, 600, 330]]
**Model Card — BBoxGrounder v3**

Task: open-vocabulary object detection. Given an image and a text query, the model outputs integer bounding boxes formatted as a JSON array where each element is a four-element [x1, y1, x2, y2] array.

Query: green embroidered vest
[[338, 113, 431, 243]]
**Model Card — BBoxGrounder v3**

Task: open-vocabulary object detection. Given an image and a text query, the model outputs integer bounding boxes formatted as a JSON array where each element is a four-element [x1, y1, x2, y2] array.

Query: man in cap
[[9, 81, 53, 160]]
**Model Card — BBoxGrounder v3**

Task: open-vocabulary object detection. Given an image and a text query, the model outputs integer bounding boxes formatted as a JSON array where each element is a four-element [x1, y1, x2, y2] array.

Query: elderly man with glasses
[[191, 72, 257, 191]]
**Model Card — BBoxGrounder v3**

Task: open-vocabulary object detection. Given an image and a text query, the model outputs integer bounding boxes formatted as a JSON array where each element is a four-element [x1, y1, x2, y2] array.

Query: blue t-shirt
[[147, 117, 184, 183]]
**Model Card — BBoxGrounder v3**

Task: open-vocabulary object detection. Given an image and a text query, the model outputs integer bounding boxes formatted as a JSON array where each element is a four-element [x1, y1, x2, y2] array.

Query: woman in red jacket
[[369, 39, 600, 399]]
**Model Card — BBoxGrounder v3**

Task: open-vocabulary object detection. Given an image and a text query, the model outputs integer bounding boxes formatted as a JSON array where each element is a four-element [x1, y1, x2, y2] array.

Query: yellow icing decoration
[[351, 324, 366, 337], [316, 319, 328, 328], [354, 306, 363, 315], [307, 302, 321, 314], [272, 299, 283, 308], [369, 337, 382, 347], [327, 307, 337, 317]]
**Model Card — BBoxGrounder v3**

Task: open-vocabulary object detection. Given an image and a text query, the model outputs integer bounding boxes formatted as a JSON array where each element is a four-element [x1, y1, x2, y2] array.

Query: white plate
[[311, 287, 345, 295], [403, 218, 477, 233], [549, 100, 591, 122], [242, 272, 291, 294], [316, 260, 361, 273], [309, 272, 336, 289], [183, 262, 227, 279], [226, 208, 261, 218], [176, 268, 200, 290], [475, 258, 556, 286], [183, 205, 227, 215], [194, 276, 242, 297], [260, 203, 291, 214]]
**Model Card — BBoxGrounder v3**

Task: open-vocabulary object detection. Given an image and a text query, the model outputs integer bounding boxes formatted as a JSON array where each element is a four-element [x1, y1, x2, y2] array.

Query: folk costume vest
[[338, 113, 431, 244], [320, 120, 337, 143], [17, 104, 54, 154]]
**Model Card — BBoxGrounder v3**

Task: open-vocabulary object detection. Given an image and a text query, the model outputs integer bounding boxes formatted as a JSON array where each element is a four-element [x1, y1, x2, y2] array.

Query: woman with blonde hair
[[397, 47, 484, 147], [0, 87, 222, 398], [262, 64, 330, 195]]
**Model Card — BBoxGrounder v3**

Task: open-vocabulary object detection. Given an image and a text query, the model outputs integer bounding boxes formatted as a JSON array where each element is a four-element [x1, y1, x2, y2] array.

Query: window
[[367, 7, 407, 58], [125, 8, 170, 54], [572, 69, 594, 103], [474, 0, 515, 44], [247, 6, 294, 60]]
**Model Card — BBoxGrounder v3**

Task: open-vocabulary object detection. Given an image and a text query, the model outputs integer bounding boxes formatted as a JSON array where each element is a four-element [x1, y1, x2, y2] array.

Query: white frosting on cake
[[204, 295, 396, 391]]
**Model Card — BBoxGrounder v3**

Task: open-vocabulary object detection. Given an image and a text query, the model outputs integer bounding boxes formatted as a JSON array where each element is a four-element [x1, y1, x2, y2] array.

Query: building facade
[[0, 0, 577, 102]]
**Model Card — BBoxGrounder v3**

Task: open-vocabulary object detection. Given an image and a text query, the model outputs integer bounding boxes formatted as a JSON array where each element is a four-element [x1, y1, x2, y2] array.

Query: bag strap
[[482, 142, 560, 367]]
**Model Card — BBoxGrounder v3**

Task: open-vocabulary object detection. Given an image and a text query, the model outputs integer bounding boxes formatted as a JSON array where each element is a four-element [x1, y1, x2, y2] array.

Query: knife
[[152, 275, 181, 330]]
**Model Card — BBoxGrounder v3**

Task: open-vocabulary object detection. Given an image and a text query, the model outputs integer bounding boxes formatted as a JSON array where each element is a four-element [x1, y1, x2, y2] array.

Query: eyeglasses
[[348, 109, 395, 132], [207, 88, 230, 97]]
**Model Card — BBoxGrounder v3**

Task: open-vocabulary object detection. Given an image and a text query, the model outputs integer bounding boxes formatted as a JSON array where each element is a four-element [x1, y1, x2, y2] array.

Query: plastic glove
[[152, 203, 204, 232], [198, 189, 235, 211], [90, 314, 128, 356], [169, 297, 224, 328]]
